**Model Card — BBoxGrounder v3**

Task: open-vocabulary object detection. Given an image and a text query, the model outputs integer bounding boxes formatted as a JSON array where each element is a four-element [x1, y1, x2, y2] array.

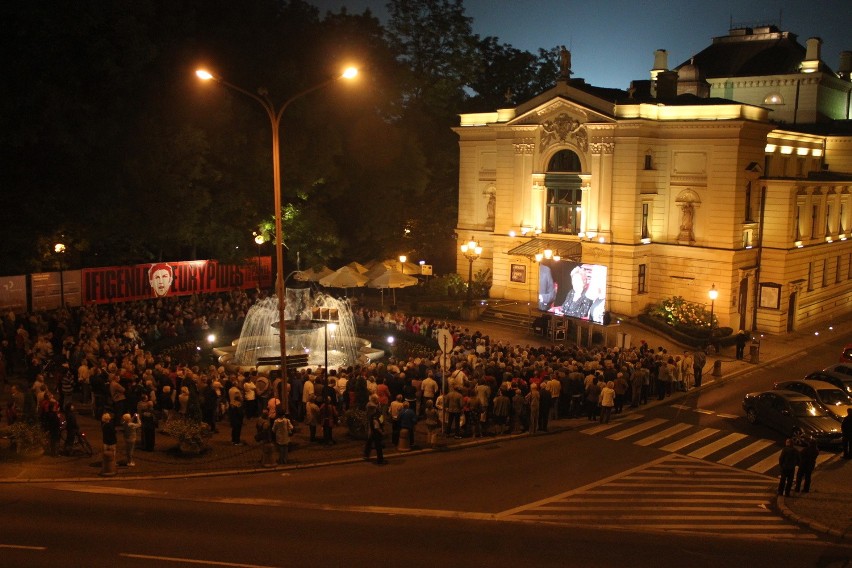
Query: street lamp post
[[197, 66, 357, 377], [708, 283, 718, 343], [54, 243, 66, 309], [460, 236, 482, 306], [253, 233, 265, 289]]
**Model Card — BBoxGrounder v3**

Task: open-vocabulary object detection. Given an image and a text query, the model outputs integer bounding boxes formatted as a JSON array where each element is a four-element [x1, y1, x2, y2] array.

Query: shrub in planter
[[163, 417, 211, 454], [343, 408, 369, 440], [6, 421, 47, 456]]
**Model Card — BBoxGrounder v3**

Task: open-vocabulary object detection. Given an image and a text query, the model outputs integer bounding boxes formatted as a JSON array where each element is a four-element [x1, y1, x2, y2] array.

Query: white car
[[775, 379, 852, 422]]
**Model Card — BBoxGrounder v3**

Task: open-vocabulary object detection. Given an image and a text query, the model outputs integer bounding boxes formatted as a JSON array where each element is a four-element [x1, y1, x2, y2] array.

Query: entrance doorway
[[787, 292, 797, 332], [738, 278, 748, 331]]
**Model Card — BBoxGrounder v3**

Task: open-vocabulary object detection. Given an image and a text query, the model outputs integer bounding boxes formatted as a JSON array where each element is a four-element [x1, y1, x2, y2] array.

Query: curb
[[777, 495, 848, 541]]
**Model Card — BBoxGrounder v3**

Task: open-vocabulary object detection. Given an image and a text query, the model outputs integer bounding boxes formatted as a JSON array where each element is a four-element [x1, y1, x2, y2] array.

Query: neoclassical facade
[[455, 26, 852, 334]]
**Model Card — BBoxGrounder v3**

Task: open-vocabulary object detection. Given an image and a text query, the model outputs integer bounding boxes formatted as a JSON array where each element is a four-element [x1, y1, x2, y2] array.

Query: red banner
[[82, 257, 272, 304]]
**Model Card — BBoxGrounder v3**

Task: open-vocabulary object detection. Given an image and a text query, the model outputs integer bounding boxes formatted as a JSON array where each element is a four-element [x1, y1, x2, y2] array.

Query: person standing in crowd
[[735, 330, 748, 360], [120, 413, 141, 466], [527, 383, 541, 435], [363, 395, 387, 465], [777, 438, 799, 497], [423, 400, 440, 448], [305, 396, 320, 443], [599, 381, 616, 424], [228, 380, 244, 446], [271, 410, 293, 465], [319, 396, 338, 445], [444, 387, 464, 438], [398, 401, 417, 448], [62, 403, 80, 455], [137, 394, 156, 451], [795, 438, 819, 493], [102, 412, 117, 456]]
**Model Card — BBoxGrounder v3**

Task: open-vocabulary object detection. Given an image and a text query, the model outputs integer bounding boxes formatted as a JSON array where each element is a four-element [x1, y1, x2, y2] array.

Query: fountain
[[213, 289, 383, 373]]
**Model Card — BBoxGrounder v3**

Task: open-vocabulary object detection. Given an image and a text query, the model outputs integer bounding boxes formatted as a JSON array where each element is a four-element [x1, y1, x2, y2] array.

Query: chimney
[[650, 49, 668, 97], [839, 51, 852, 80], [656, 70, 678, 100], [805, 37, 822, 61]]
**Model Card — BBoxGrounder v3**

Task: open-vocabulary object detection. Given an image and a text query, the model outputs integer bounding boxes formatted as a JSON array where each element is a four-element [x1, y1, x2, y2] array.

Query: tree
[[466, 39, 559, 110]]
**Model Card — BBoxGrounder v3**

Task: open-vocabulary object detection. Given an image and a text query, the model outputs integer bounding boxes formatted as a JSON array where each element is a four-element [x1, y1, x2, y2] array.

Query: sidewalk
[[1, 313, 849, 540]]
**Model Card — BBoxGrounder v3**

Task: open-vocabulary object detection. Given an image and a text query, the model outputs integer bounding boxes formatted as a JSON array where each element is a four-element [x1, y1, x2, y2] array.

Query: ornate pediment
[[540, 112, 588, 152]]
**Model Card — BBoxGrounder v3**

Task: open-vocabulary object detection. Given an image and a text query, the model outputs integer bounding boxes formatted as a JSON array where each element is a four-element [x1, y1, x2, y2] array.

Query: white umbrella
[[294, 266, 333, 282], [346, 261, 369, 274], [368, 268, 418, 305], [319, 266, 369, 289]]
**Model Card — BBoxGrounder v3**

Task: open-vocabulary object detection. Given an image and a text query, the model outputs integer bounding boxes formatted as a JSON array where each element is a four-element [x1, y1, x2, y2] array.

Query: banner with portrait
[[82, 257, 272, 304]]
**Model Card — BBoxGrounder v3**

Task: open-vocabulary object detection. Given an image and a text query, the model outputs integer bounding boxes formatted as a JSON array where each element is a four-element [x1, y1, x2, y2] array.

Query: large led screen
[[538, 260, 607, 324]]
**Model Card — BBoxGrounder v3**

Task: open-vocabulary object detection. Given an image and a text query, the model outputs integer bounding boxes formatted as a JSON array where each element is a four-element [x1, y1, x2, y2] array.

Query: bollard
[[100, 445, 117, 476], [712, 359, 722, 377], [397, 428, 411, 452], [749, 342, 760, 364], [261, 442, 276, 468]]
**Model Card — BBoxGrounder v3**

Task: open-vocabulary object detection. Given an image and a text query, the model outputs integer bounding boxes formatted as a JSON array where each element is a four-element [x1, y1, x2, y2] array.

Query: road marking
[[688, 433, 748, 459], [634, 423, 692, 446], [0, 544, 47, 551], [606, 418, 668, 440], [120, 554, 281, 567], [500, 454, 813, 539], [748, 453, 780, 474], [581, 414, 642, 435], [718, 439, 776, 466], [694, 409, 715, 415], [48, 483, 159, 496], [671, 404, 691, 410], [659, 427, 719, 452], [717, 413, 739, 419]]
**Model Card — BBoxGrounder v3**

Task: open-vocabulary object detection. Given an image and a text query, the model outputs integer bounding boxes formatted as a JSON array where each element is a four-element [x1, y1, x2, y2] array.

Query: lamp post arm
[[275, 74, 347, 123]]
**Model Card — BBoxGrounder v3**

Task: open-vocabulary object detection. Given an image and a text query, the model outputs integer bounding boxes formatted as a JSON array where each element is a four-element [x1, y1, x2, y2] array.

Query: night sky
[[310, 0, 851, 89]]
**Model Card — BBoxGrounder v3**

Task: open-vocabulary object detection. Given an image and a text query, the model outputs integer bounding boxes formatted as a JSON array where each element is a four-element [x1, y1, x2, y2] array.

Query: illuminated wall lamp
[[796, 148, 810, 156], [640, 237, 652, 244], [795, 240, 804, 248], [780, 146, 794, 155], [812, 149, 823, 157], [765, 144, 777, 153], [543, 249, 552, 259], [826, 236, 833, 243], [508, 230, 517, 237], [534, 253, 543, 262]]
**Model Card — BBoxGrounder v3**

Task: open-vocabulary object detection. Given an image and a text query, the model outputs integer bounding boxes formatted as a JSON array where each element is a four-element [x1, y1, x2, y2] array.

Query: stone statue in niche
[[485, 191, 496, 228], [678, 202, 695, 243]]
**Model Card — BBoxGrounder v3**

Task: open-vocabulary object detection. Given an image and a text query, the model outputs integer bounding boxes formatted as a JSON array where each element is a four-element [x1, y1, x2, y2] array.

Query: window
[[826, 203, 832, 235], [822, 259, 828, 288], [808, 261, 814, 291], [795, 205, 802, 240], [744, 181, 753, 222], [638, 264, 646, 294], [641, 203, 650, 239], [644, 153, 653, 170], [811, 205, 819, 239], [545, 150, 583, 235]]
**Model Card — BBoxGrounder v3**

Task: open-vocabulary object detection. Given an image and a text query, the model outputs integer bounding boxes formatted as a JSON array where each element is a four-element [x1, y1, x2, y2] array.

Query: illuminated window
[[641, 203, 650, 239], [763, 93, 784, 105], [545, 150, 583, 235]]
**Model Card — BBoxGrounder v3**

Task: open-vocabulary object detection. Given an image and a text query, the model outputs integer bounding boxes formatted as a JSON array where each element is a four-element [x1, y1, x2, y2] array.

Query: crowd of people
[[1, 289, 719, 466]]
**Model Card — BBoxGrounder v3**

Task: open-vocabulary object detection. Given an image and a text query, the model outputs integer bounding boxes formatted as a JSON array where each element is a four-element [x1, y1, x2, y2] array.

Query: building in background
[[455, 25, 852, 334]]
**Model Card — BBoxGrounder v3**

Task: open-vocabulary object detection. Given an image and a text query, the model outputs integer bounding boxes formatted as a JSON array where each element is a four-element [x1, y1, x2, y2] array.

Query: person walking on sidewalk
[[777, 438, 800, 496], [363, 395, 387, 465], [795, 438, 819, 493], [843, 408, 852, 459], [693, 348, 706, 388]]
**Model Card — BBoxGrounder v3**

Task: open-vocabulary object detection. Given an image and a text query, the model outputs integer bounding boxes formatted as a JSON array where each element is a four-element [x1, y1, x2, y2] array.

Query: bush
[[343, 408, 368, 440], [163, 417, 211, 454], [642, 296, 734, 347], [6, 421, 46, 455]]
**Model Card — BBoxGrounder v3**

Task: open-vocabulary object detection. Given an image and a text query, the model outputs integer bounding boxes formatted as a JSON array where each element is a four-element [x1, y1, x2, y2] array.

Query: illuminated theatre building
[[455, 25, 852, 335]]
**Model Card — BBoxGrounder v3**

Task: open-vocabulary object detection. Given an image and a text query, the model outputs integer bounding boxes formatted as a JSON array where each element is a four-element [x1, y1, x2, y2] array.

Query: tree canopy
[[0, 0, 560, 276]]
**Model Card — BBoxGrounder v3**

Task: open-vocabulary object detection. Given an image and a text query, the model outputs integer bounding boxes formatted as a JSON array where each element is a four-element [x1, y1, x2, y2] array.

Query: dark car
[[742, 389, 843, 447], [774, 379, 852, 422], [841, 343, 852, 364], [805, 368, 852, 396]]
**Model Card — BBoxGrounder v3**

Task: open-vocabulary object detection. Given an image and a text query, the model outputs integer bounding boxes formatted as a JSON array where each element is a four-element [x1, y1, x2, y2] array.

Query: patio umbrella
[[294, 266, 333, 282], [367, 268, 418, 306], [319, 266, 369, 289], [346, 261, 369, 274]]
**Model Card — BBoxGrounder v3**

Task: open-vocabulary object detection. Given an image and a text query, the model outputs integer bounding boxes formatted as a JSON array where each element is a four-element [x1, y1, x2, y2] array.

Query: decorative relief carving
[[513, 143, 535, 155], [540, 113, 588, 152], [589, 141, 614, 154]]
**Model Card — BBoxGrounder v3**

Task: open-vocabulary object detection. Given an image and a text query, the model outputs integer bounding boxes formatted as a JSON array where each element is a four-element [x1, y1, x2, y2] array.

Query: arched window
[[545, 150, 582, 234], [763, 92, 784, 105], [548, 150, 582, 172]]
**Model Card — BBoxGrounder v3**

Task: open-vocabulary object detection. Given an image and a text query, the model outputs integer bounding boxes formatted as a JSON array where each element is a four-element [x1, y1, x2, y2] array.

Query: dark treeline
[[1, 0, 560, 276]]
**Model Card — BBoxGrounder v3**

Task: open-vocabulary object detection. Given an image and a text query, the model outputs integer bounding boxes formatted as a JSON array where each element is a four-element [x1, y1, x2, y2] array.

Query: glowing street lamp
[[197, 65, 358, 376], [708, 283, 718, 338], [460, 236, 482, 306], [54, 242, 66, 308]]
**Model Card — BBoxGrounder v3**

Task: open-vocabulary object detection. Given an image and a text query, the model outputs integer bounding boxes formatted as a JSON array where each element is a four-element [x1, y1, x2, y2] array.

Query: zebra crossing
[[498, 453, 817, 539], [578, 414, 836, 476]]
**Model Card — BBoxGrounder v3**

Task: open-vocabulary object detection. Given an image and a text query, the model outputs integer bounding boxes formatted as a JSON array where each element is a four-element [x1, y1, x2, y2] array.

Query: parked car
[[805, 369, 852, 395], [841, 343, 852, 363], [742, 390, 843, 447], [774, 379, 852, 421]]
